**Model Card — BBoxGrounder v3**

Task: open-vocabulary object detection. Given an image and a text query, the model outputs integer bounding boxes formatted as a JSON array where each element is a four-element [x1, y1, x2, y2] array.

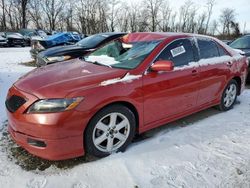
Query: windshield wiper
[[82, 57, 112, 68], [92, 61, 112, 68]]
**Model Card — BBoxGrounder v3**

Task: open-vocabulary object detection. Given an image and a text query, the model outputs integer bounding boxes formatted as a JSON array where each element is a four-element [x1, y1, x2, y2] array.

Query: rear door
[[196, 37, 232, 106], [143, 38, 200, 126]]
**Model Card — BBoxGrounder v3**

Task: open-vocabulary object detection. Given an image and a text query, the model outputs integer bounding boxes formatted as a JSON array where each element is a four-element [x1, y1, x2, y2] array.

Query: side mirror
[[150, 60, 174, 72]]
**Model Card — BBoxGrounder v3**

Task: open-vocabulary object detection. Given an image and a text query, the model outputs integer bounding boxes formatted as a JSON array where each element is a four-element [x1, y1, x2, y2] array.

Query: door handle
[[227, 61, 233, 67], [192, 69, 198, 76]]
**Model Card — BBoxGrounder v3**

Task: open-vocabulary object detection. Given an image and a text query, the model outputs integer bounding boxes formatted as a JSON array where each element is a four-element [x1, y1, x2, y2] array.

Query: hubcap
[[92, 112, 130, 153], [224, 84, 237, 108]]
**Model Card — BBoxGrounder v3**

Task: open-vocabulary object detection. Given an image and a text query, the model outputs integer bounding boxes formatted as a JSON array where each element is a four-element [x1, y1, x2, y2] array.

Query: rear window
[[216, 43, 228, 56], [198, 39, 219, 59]]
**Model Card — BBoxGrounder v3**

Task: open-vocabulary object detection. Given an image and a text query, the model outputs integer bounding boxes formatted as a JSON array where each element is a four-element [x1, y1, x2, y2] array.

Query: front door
[[143, 38, 200, 126]]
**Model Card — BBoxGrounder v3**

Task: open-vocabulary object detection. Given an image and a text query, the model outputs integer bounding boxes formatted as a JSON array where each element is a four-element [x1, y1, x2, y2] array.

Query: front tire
[[218, 79, 238, 111], [85, 104, 136, 157]]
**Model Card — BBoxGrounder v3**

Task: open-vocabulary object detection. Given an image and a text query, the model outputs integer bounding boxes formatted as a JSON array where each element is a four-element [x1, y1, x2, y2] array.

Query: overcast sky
[[167, 0, 250, 33]]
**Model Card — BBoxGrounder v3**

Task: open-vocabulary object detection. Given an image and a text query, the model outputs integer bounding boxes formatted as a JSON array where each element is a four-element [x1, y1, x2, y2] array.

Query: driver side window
[[156, 38, 195, 67]]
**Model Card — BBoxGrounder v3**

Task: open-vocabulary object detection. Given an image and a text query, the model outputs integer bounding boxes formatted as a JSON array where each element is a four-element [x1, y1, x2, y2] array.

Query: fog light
[[27, 138, 46, 148]]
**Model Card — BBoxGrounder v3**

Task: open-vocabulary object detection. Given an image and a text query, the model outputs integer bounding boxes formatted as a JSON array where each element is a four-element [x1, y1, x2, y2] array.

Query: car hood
[[7, 35, 23, 39], [39, 44, 89, 57], [0, 36, 6, 40], [14, 59, 128, 98]]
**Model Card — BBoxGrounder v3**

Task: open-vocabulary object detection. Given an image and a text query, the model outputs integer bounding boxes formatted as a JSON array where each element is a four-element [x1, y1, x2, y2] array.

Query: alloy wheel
[[92, 112, 130, 153], [223, 83, 237, 108]]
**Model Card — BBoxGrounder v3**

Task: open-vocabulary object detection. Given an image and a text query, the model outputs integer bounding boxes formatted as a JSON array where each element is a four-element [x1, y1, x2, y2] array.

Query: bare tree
[[205, 0, 215, 34], [75, 0, 109, 34], [108, 0, 119, 32], [41, 0, 65, 31], [220, 8, 236, 35], [28, 0, 44, 29], [128, 2, 139, 32], [97, 1, 109, 32], [64, 1, 75, 31], [230, 21, 240, 37], [20, 0, 29, 28], [210, 19, 218, 35], [0, 0, 7, 30], [197, 12, 206, 34], [160, 1, 171, 31], [0, 0, 243, 37], [178, 0, 195, 32], [5, 0, 21, 30], [116, 3, 129, 32], [144, 0, 163, 31], [169, 11, 177, 32]]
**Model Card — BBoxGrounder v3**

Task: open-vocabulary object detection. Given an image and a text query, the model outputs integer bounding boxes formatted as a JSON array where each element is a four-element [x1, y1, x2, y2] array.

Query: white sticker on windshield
[[170, 46, 186, 57]]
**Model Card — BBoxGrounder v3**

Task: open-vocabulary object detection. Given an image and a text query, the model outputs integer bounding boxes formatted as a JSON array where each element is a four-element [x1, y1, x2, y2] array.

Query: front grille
[[14, 39, 23, 43], [5, 95, 26, 113]]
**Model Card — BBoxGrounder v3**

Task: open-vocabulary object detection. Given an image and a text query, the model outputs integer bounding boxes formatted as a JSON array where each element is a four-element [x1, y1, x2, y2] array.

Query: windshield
[[230, 35, 250, 49], [6, 32, 23, 37], [76, 34, 107, 48], [84, 39, 161, 70]]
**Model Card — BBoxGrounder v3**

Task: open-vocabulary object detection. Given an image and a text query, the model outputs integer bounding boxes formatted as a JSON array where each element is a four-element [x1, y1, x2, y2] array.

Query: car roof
[[123, 32, 237, 56], [124, 32, 199, 42], [128, 32, 229, 41]]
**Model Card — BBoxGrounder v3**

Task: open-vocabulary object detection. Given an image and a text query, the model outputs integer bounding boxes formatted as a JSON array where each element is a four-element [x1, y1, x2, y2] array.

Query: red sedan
[[5, 32, 248, 160]]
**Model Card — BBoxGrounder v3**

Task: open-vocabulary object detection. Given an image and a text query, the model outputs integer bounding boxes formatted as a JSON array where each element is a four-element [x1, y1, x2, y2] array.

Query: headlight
[[27, 97, 83, 113], [46, 55, 71, 63]]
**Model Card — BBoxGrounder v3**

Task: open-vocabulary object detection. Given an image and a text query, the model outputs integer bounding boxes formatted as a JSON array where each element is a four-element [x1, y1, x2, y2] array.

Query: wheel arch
[[232, 76, 242, 95], [84, 100, 140, 137]]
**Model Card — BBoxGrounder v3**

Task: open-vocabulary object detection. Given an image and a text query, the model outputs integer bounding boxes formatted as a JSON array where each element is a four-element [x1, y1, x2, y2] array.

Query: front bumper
[[6, 86, 88, 160], [8, 39, 25, 46], [0, 41, 7, 46], [8, 124, 83, 160]]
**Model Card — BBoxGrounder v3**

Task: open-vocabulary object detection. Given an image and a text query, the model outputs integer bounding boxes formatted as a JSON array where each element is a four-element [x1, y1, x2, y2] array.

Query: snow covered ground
[[1, 47, 250, 188]]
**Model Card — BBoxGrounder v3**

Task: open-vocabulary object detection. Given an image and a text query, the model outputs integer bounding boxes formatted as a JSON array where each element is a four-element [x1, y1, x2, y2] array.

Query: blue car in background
[[30, 31, 82, 59]]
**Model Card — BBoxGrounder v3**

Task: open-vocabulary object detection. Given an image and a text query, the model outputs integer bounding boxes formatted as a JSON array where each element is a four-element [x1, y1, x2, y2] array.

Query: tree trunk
[[1, 0, 6, 30], [21, 0, 28, 28]]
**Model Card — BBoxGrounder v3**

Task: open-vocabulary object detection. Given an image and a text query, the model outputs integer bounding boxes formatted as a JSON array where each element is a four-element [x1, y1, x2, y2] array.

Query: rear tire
[[217, 79, 238, 111], [85, 104, 136, 157], [246, 71, 250, 83]]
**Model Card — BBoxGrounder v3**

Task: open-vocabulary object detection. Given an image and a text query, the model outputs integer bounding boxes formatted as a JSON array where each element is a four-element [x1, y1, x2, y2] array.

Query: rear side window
[[216, 43, 228, 56], [156, 39, 195, 67], [198, 39, 219, 59]]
